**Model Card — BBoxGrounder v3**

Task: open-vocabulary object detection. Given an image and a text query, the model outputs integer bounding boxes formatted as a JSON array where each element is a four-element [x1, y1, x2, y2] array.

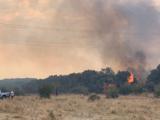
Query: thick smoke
[[67, 0, 160, 74], [0, 0, 160, 78]]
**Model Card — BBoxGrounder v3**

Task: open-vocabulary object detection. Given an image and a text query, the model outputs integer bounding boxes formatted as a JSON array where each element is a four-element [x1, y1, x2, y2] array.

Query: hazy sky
[[0, 0, 160, 78]]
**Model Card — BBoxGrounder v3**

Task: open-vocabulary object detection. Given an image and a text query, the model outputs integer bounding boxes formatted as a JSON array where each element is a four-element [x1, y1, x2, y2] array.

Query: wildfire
[[128, 72, 134, 84]]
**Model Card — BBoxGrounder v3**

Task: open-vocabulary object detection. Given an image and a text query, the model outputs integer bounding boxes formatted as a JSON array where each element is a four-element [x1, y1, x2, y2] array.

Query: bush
[[107, 88, 119, 98], [119, 85, 133, 95], [38, 84, 53, 98], [132, 84, 145, 94], [154, 85, 160, 97], [48, 110, 56, 120], [88, 94, 100, 101], [119, 84, 145, 95], [145, 82, 155, 92]]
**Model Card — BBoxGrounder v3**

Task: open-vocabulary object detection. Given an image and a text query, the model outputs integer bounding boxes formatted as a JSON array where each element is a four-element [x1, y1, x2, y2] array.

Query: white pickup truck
[[0, 90, 14, 99]]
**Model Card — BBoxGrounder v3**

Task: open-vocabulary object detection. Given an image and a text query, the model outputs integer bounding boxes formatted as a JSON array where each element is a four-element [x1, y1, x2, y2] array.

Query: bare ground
[[0, 95, 160, 120]]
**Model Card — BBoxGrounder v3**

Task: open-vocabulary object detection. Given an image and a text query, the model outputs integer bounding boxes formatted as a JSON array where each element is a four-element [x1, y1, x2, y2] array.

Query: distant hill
[[0, 78, 37, 92]]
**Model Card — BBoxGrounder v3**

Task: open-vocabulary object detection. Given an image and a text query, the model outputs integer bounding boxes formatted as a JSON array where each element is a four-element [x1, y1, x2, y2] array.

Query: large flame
[[128, 72, 134, 84]]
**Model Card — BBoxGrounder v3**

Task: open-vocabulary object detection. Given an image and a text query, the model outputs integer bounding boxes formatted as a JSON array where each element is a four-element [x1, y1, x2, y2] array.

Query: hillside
[[0, 78, 37, 92]]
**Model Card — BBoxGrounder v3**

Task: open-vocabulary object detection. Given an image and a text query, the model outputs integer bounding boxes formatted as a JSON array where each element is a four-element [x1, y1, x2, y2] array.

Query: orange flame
[[128, 72, 134, 84]]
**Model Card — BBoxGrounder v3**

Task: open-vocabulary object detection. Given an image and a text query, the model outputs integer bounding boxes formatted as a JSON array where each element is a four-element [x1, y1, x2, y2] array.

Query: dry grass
[[0, 95, 160, 120]]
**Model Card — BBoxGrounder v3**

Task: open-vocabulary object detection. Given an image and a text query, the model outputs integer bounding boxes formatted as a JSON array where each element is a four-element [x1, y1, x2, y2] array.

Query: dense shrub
[[132, 84, 145, 94], [119, 84, 145, 95], [154, 85, 160, 97], [119, 85, 133, 95], [48, 110, 57, 120], [38, 84, 53, 98], [88, 94, 100, 101], [107, 88, 119, 98], [145, 82, 155, 92]]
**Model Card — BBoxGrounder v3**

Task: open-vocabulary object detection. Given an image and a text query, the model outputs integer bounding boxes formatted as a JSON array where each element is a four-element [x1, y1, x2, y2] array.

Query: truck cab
[[0, 90, 11, 99]]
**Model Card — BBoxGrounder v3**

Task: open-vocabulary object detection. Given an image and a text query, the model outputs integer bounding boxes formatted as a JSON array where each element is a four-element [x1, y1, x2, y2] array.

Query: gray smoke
[[67, 0, 160, 73], [0, 0, 160, 78]]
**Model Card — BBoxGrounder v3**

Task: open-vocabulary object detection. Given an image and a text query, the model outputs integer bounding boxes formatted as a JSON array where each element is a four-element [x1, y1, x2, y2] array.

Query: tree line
[[0, 64, 160, 97]]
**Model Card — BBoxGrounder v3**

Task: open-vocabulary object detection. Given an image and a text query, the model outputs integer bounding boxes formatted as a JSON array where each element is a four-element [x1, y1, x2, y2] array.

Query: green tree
[[147, 64, 160, 85], [38, 84, 53, 98], [115, 71, 130, 87]]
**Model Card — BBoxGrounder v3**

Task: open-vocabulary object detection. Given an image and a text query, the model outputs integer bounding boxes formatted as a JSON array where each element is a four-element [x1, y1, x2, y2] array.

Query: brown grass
[[0, 95, 160, 120]]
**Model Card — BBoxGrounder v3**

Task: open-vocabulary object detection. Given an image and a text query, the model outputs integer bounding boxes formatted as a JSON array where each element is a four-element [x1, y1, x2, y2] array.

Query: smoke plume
[[67, 0, 160, 72], [0, 0, 160, 78]]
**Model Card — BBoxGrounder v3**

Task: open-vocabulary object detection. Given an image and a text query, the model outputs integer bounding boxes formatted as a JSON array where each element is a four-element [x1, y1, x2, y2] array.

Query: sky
[[0, 0, 160, 78]]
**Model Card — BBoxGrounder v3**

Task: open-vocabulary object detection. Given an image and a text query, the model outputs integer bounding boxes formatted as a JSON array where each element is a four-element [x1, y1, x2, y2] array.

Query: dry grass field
[[0, 95, 160, 120]]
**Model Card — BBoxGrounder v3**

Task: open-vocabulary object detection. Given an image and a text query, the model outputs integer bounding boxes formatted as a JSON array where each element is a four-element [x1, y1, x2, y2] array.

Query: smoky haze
[[67, 0, 160, 71], [0, 0, 159, 78]]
